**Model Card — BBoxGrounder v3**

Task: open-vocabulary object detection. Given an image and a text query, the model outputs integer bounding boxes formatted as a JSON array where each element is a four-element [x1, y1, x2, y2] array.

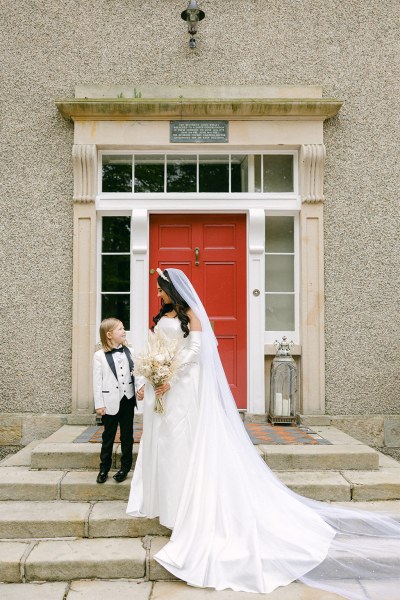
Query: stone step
[[1, 534, 399, 585], [29, 440, 379, 471], [2, 464, 400, 503], [0, 501, 170, 539], [0, 538, 146, 583], [1, 500, 399, 541]]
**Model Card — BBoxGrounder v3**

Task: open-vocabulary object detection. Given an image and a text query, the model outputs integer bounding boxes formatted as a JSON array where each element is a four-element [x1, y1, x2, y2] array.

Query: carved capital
[[72, 144, 97, 202], [299, 144, 326, 203]]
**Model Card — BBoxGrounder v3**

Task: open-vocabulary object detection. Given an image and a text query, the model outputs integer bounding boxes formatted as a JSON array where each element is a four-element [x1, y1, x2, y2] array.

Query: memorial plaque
[[170, 120, 228, 143]]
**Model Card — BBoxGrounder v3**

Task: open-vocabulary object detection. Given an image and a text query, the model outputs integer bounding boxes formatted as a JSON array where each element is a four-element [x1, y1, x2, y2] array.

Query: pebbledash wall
[[0, 1, 399, 460]]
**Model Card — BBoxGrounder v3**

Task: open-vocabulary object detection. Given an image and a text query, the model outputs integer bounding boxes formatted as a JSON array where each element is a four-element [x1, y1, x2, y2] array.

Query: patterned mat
[[74, 423, 331, 445]]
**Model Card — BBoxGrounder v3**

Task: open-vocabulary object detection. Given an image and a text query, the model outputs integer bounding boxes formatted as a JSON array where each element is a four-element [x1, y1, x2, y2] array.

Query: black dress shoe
[[96, 471, 108, 484], [113, 469, 129, 483]]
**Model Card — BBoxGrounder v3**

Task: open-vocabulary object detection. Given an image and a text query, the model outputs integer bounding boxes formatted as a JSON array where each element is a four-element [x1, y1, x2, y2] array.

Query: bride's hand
[[155, 382, 171, 396]]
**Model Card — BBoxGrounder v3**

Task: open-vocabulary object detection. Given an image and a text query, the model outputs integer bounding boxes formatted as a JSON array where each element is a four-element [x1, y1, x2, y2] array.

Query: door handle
[[194, 247, 200, 266]]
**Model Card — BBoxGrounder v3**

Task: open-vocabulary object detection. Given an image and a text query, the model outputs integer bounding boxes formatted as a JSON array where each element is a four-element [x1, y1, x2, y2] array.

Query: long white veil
[[154, 269, 400, 599]]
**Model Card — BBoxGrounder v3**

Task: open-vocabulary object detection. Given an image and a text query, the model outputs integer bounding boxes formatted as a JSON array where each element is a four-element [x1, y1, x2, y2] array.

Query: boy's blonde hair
[[99, 318, 127, 352]]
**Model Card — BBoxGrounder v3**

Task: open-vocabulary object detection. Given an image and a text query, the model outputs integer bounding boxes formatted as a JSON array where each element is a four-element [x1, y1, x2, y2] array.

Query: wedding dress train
[[127, 269, 400, 599]]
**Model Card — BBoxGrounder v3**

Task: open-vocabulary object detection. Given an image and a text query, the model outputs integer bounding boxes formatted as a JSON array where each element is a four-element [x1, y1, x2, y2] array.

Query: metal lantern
[[268, 337, 297, 425], [181, 0, 205, 48]]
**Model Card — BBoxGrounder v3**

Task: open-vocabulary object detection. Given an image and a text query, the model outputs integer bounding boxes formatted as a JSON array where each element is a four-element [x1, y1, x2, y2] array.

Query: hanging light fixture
[[181, 0, 205, 49]]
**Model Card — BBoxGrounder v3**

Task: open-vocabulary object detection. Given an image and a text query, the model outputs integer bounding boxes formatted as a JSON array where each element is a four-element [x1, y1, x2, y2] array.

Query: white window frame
[[97, 149, 299, 201]]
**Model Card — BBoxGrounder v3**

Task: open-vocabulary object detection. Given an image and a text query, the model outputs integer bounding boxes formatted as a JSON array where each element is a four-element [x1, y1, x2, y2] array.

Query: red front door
[[149, 214, 247, 408]]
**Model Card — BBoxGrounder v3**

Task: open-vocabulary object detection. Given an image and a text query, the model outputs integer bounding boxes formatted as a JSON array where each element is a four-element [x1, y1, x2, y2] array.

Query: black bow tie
[[111, 347, 124, 354]]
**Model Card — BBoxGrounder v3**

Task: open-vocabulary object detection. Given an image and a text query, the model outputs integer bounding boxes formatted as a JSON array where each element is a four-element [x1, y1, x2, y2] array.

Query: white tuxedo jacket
[[93, 346, 143, 416]]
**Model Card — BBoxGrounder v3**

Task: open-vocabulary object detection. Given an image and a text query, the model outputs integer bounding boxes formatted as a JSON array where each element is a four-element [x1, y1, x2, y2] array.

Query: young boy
[[93, 318, 144, 484]]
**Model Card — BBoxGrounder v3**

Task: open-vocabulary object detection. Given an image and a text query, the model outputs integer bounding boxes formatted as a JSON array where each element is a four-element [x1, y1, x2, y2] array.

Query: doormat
[[73, 423, 331, 445]]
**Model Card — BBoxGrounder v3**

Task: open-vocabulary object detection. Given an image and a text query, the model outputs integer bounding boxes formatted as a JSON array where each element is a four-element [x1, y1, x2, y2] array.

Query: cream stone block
[[330, 415, 385, 447], [0, 414, 22, 445], [74, 119, 323, 147]]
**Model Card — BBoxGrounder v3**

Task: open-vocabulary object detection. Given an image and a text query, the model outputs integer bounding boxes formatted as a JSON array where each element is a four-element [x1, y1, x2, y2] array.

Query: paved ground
[[0, 580, 348, 600]]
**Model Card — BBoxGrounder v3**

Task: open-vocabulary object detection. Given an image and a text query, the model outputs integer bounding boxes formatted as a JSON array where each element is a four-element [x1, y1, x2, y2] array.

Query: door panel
[[150, 214, 246, 408]]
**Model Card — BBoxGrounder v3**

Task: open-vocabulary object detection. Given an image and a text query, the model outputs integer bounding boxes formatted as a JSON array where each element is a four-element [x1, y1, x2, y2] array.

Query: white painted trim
[[248, 208, 266, 413], [95, 197, 301, 212], [131, 209, 149, 355]]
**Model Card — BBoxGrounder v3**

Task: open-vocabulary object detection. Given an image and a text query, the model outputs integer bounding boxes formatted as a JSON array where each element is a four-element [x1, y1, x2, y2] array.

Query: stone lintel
[[56, 98, 343, 122]]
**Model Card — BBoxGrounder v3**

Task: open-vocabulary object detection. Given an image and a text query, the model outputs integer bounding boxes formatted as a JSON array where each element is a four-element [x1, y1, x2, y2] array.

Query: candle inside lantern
[[282, 398, 290, 416], [275, 392, 283, 415]]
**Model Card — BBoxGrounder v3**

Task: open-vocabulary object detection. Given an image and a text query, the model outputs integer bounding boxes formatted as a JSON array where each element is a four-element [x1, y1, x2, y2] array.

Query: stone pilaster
[[299, 144, 326, 414], [71, 145, 97, 417]]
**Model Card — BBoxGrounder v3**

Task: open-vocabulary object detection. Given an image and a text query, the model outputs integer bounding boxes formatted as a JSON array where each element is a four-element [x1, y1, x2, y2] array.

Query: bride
[[127, 268, 400, 599]]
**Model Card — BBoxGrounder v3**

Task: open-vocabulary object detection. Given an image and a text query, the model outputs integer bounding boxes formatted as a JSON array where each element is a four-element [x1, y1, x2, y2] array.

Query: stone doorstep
[[29, 441, 378, 471], [0, 580, 351, 600], [260, 444, 379, 471], [30, 442, 140, 470], [1, 500, 400, 543]]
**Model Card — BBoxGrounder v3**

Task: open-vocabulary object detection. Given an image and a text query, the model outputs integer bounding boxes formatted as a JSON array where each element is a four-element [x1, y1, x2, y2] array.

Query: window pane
[[102, 256, 130, 292], [102, 155, 132, 192], [134, 155, 164, 193], [102, 217, 131, 252], [263, 155, 293, 192], [231, 155, 248, 192], [254, 155, 262, 192], [199, 155, 229, 192], [265, 255, 294, 292], [265, 294, 295, 331], [167, 155, 196, 192], [102, 294, 130, 330], [265, 217, 294, 253]]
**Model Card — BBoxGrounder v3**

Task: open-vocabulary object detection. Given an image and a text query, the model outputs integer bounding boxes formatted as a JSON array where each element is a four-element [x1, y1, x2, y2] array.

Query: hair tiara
[[156, 268, 169, 282]]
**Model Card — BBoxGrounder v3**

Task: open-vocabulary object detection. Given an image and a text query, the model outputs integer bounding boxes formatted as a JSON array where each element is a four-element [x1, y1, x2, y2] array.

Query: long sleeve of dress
[[171, 331, 202, 385]]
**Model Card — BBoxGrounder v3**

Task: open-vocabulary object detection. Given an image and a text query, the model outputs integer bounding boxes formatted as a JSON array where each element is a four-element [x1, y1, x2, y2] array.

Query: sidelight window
[[265, 216, 298, 339], [100, 216, 131, 329]]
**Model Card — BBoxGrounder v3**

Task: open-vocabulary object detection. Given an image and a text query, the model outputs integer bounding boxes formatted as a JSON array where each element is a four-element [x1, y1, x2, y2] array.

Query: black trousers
[[99, 396, 135, 473]]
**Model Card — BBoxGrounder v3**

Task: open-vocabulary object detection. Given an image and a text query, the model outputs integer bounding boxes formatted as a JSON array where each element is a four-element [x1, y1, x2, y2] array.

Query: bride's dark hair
[[153, 270, 190, 338]]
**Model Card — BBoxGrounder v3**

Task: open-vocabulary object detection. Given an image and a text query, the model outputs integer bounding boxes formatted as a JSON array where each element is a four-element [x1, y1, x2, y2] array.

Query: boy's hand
[[137, 386, 145, 401], [96, 407, 106, 416]]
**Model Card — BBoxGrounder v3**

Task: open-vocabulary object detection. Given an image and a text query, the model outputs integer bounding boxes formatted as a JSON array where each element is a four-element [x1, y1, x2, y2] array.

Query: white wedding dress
[[127, 269, 400, 600]]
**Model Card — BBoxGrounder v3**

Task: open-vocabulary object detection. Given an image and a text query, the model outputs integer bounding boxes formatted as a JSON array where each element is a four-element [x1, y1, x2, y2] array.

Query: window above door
[[99, 152, 297, 196]]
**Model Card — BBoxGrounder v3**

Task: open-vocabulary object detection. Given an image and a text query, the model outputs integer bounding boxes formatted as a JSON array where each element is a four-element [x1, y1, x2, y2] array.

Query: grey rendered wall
[[0, 2, 398, 430]]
